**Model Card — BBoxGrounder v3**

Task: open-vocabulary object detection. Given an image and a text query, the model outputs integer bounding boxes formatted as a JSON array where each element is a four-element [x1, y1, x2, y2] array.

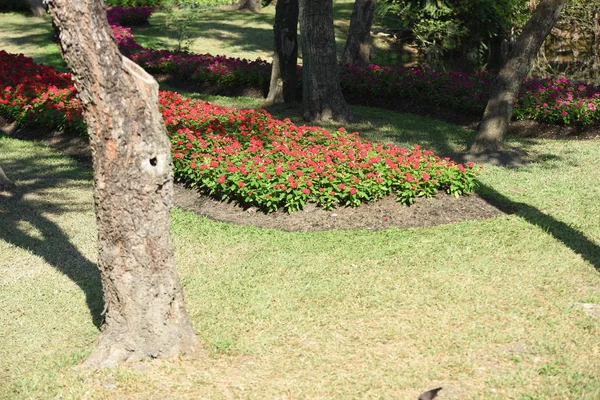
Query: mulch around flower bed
[[1, 118, 507, 232], [174, 184, 506, 232]]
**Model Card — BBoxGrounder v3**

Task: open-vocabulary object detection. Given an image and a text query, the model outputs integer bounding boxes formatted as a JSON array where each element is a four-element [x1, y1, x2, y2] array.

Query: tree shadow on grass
[[0, 150, 103, 328], [0, 14, 67, 70], [476, 182, 600, 271], [135, 11, 275, 58]]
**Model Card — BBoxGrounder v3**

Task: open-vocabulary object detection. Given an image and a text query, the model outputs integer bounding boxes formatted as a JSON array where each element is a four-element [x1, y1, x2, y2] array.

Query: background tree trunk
[[594, 10, 600, 83], [236, 0, 261, 13], [341, 0, 376, 66], [470, 0, 567, 154], [47, 0, 199, 367], [299, 0, 354, 123], [26, 0, 46, 17], [263, 0, 299, 106], [0, 165, 15, 190]]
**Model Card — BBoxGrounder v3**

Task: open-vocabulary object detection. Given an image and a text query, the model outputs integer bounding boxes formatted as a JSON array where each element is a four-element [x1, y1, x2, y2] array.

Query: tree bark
[[341, 0, 376, 66], [593, 10, 600, 83], [470, 0, 567, 154], [47, 0, 199, 367], [235, 0, 261, 13], [0, 165, 15, 190], [299, 0, 354, 123], [263, 0, 299, 106], [26, 0, 46, 17]]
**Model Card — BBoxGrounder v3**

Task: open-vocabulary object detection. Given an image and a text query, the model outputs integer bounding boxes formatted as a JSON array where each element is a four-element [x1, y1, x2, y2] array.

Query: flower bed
[[106, 7, 600, 126], [106, 6, 154, 26], [0, 52, 84, 132], [162, 91, 477, 211], [0, 50, 478, 211]]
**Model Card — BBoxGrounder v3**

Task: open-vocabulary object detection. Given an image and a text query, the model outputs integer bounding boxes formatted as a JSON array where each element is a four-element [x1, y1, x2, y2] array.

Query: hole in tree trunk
[[149, 157, 157, 166]]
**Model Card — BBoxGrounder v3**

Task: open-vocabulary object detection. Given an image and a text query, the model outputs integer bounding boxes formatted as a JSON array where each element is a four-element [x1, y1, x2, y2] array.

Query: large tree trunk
[[47, 0, 199, 367], [341, 0, 376, 66], [263, 0, 299, 106], [470, 0, 567, 154], [0, 165, 15, 190], [26, 0, 46, 17], [299, 0, 354, 123], [235, 0, 261, 13]]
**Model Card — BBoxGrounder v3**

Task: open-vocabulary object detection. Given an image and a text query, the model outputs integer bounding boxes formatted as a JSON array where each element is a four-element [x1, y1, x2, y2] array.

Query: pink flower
[[217, 175, 225, 184]]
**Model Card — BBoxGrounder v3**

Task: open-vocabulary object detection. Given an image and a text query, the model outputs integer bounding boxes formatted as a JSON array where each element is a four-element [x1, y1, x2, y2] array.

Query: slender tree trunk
[[47, 0, 199, 367], [263, 0, 299, 106], [341, 0, 376, 66], [0, 165, 15, 190], [470, 0, 567, 154], [26, 0, 46, 17], [236, 0, 261, 13], [299, 0, 354, 123], [594, 10, 600, 83]]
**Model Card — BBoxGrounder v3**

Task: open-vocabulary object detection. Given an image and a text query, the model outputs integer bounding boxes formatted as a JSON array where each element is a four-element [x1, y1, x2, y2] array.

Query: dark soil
[[174, 185, 505, 232]]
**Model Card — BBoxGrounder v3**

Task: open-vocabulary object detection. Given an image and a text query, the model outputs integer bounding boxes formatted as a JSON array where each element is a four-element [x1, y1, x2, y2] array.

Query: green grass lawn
[[1, 124, 599, 399], [1, 6, 600, 400]]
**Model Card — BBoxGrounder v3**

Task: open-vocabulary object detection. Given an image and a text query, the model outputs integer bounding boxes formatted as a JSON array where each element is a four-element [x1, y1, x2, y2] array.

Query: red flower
[[217, 175, 225, 184], [302, 188, 310, 195], [238, 181, 246, 188], [349, 187, 357, 195]]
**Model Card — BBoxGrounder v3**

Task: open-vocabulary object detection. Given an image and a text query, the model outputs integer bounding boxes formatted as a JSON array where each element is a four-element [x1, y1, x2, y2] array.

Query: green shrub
[[0, 0, 31, 12]]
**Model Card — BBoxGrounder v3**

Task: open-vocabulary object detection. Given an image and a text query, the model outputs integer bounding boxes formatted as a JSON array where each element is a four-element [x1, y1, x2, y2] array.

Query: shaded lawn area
[[0, 12, 66, 70], [1, 124, 599, 398]]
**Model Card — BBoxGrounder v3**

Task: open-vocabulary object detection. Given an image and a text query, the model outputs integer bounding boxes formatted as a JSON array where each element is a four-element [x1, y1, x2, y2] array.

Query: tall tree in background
[[26, 0, 46, 17], [341, 0, 377, 66], [47, 0, 199, 367], [235, 0, 261, 13], [470, 0, 567, 153], [299, 0, 354, 122], [0, 165, 14, 190], [263, 0, 299, 106]]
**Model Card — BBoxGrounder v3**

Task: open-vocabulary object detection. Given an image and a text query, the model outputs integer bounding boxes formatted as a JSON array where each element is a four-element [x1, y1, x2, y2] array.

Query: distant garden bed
[[108, 6, 600, 127]]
